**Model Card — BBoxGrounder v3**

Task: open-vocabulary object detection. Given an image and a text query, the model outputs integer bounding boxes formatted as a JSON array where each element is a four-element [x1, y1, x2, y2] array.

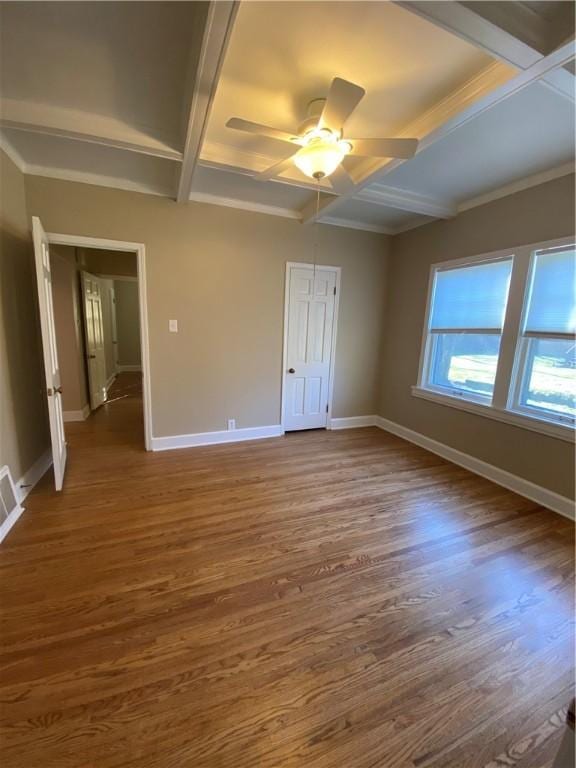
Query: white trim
[[0, 132, 26, 172], [63, 404, 90, 422], [105, 373, 117, 390], [177, 1, 238, 202], [26, 165, 171, 198], [375, 416, 574, 520], [188, 190, 300, 220], [151, 424, 283, 452], [47, 232, 152, 452], [117, 364, 142, 373], [16, 450, 53, 505], [458, 163, 575, 213], [329, 415, 378, 430], [411, 386, 574, 443], [280, 263, 341, 431], [319, 216, 393, 235], [358, 184, 456, 219]]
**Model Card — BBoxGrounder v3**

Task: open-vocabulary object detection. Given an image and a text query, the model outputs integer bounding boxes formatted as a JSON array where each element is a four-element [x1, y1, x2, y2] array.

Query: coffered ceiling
[[1, 1, 574, 235]]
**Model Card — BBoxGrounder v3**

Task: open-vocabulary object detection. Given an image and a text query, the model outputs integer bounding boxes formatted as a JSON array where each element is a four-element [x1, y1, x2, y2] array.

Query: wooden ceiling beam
[[176, 1, 239, 203]]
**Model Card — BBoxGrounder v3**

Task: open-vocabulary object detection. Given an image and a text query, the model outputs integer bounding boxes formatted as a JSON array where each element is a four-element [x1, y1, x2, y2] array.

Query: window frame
[[414, 236, 575, 443]]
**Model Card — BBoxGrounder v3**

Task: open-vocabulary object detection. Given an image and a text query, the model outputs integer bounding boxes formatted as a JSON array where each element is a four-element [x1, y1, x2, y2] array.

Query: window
[[511, 245, 576, 425], [423, 258, 512, 402], [415, 238, 576, 440]]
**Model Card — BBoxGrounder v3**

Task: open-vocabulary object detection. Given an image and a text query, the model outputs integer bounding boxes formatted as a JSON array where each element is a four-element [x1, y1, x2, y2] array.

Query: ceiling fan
[[226, 77, 419, 194]]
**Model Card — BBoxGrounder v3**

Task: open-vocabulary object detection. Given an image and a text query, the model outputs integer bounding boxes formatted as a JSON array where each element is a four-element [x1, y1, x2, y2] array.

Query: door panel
[[81, 272, 107, 410], [284, 266, 337, 431], [32, 217, 67, 491]]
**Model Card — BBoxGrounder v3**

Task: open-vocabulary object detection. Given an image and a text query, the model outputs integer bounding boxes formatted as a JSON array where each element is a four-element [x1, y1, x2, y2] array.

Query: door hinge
[[326, 404, 329, 413], [333, 286, 336, 295]]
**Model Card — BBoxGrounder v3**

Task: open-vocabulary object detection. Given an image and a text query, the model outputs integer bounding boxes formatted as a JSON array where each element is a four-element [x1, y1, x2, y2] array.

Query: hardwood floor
[[0, 378, 573, 767]]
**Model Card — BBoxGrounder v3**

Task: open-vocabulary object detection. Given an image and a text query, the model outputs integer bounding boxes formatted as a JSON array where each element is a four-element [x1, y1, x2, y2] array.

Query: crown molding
[[359, 183, 456, 219], [188, 190, 300, 219], [24, 164, 171, 198], [319, 215, 393, 235], [0, 132, 27, 172], [458, 162, 575, 212]]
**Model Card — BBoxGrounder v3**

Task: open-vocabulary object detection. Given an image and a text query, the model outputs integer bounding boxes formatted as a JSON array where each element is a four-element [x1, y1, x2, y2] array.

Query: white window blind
[[430, 259, 513, 331], [524, 246, 576, 335]]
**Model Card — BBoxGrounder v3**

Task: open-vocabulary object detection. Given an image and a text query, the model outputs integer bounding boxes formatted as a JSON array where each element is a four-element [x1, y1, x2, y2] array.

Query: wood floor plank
[[0, 374, 573, 767]]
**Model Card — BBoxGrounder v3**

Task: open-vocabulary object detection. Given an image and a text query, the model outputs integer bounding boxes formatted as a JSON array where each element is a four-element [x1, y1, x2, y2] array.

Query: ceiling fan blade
[[329, 165, 355, 195], [319, 78, 365, 132], [348, 138, 418, 159], [226, 118, 300, 145], [256, 154, 297, 181]]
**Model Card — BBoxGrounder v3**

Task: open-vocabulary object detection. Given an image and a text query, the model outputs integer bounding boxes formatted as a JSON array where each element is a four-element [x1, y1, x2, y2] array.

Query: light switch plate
[[169, 319, 178, 333]]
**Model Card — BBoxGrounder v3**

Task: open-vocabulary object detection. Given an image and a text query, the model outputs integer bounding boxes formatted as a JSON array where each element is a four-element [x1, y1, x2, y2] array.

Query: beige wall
[[380, 173, 576, 499], [114, 279, 141, 367], [50, 246, 89, 413], [25, 174, 389, 437], [0, 151, 49, 482]]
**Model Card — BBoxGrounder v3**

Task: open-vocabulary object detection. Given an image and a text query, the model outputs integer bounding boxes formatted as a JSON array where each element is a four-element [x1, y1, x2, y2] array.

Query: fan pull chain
[[312, 177, 321, 289]]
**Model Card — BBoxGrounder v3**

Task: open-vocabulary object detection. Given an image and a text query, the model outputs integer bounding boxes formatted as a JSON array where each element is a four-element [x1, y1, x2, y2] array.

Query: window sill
[[411, 386, 575, 443]]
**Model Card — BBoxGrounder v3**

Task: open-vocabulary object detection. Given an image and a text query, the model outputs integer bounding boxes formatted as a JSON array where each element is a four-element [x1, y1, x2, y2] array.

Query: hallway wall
[[50, 246, 89, 417], [114, 280, 141, 369]]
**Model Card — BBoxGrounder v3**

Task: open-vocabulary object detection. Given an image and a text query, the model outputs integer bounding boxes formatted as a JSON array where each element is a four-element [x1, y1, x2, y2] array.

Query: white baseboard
[[329, 415, 378, 430], [151, 424, 284, 452], [16, 449, 53, 504], [117, 365, 142, 373], [105, 373, 117, 390], [375, 416, 575, 521], [63, 404, 90, 422]]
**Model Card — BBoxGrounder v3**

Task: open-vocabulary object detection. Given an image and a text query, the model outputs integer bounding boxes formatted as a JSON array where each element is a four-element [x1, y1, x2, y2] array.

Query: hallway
[[0, 383, 573, 767]]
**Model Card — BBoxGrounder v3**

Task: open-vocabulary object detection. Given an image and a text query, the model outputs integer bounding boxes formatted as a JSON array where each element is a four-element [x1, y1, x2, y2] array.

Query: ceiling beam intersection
[[302, 37, 575, 225]]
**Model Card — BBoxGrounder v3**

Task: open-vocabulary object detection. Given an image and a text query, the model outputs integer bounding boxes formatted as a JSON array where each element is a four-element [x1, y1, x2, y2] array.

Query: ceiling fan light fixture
[[293, 135, 350, 180]]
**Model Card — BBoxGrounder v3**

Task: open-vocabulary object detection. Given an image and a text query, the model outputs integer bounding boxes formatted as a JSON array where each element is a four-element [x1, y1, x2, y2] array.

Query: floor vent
[[0, 466, 24, 544]]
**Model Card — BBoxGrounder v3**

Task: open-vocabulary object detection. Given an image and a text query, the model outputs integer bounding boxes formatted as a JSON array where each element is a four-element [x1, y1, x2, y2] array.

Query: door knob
[[288, 368, 295, 374], [55, 386, 63, 394], [88, 354, 96, 359]]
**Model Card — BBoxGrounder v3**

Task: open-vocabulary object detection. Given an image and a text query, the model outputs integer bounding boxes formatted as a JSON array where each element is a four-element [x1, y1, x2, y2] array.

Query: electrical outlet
[[169, 319, 178, 333], [227, 419, 236, 431]]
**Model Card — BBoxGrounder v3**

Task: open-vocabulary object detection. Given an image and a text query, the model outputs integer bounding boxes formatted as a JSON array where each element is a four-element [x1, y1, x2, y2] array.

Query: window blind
[[524, 247, 576, 335], [430, 259, 512, 331]]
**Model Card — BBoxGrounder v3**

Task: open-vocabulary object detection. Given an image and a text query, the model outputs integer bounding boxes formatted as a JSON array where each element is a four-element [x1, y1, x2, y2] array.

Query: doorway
[[281, 262, 340, 431], [33, 220, 152, 491]]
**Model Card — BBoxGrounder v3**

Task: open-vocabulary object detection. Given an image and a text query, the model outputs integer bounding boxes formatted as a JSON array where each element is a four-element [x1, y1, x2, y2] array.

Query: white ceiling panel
[[2, 129, 177, 196], [205, 0, 493, 163], [192, 165, 315, 212], [0, 1, 201, 148], [325, 198, 432, 232], [383, 81, 575, 204]]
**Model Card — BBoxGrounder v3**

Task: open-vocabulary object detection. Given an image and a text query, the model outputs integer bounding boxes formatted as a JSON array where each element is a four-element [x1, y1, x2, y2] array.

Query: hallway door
[[32, 216, 67, 491], [81, 272, 107, 410], [283, 265, 338, 430]]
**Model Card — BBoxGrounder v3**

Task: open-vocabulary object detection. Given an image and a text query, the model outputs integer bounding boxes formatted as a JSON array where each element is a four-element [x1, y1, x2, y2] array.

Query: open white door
[[283, 265, 338, 430], [81, 272, 108, 409], [32, 217, 67, 491]]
